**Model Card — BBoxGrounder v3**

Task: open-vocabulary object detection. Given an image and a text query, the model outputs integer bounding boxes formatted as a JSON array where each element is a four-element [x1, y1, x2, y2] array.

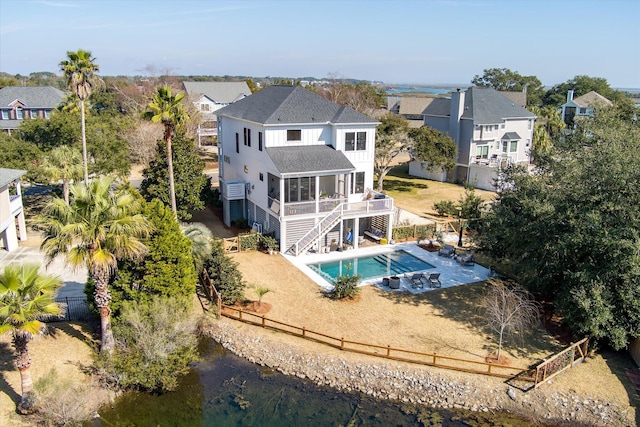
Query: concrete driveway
[[0, 234, 88, 299]]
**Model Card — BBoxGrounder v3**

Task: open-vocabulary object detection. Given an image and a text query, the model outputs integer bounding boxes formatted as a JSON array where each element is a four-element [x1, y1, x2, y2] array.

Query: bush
[[94, 296, 199, 393], [260, 235, 279, 252], [205, 240, 246, 305], [433, 200, 457, 216], [239, 231, 260, 251], [34, 368, 110, 426], [234, 217, 249, 229], [329, 274, 361, 300]]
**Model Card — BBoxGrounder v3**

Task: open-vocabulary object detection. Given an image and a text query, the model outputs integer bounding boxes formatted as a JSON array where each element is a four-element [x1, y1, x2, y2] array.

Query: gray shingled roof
[[0, 86, 67, 108], [216, 85, 378, 125], [501, 132, 522, 140], [183, 81, 251, 104], [571, 91, 613, 108], [0, 168, 26, 187], [423, 87, 536, 124], [462, 87, 535, 123], [422, 98, 451, 117], [267, 145, 355, 175], [398, 97, 434, 115]]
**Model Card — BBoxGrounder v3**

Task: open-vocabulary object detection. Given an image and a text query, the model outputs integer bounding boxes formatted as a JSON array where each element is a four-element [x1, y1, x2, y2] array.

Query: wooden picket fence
[[531, 337, 589, 388], [200, 278, 588, 389], [220, 305, 532, 381]]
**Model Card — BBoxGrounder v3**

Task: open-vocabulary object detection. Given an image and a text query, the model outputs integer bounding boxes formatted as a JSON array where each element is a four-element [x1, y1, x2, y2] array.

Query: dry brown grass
[[0, 323, 99, 426], [230, 250, 637, 421], [382, 163, 496, 217]]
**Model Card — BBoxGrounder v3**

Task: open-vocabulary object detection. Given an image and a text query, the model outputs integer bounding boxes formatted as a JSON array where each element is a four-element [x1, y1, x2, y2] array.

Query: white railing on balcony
[[9, 194, 22, 215], [288, 197, 394, 255]]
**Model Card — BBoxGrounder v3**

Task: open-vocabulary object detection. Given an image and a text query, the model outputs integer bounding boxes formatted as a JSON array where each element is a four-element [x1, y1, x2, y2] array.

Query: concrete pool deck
[[284, 242, 491, 293]]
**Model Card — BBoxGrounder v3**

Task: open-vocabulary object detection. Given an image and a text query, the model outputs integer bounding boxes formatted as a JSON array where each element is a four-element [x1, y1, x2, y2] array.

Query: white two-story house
[[183, 81, 252, 145], [0, 168, 27, 252], [409, 87, 536, 191], [216, 85, 394, 255]]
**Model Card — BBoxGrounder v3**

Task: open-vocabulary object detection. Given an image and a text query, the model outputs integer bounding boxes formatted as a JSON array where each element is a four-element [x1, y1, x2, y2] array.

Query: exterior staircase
[[288, 203, 344, 255]]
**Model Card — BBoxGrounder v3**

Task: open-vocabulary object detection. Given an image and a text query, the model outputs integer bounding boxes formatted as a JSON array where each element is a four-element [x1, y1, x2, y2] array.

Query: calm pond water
[[94, 339, 559, 426]]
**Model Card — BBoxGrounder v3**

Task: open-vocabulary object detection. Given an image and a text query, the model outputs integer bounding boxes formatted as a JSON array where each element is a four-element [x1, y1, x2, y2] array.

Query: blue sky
[[1, 0, 639, 88]]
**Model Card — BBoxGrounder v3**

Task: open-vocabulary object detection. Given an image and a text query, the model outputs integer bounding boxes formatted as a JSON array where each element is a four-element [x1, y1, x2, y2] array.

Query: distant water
[[384, 84, 466, 96]]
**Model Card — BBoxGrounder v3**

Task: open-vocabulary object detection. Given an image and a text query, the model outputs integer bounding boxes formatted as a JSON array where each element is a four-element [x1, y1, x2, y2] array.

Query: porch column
[[353, 221, 360, 249], [15, 179, 26, 241], [315, 176, 320, 214], [386, 213, 393, 242]]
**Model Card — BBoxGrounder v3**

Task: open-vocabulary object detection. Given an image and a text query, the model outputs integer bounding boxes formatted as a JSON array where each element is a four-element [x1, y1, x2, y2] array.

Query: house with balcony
[[183, 81, 252, 145], [560, 90, 612, 125], [215, 85, 394, 255], [408, 87, 536, 191], [0, 168, 27, 252], [0, 86, 66, 134]]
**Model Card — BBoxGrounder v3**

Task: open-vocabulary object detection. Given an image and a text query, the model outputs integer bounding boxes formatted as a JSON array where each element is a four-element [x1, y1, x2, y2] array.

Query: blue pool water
[[307, 250, 434, 283]]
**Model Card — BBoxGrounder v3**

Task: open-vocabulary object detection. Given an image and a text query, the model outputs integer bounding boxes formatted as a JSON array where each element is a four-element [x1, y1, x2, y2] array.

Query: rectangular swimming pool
[[307, 250, 434, 283]]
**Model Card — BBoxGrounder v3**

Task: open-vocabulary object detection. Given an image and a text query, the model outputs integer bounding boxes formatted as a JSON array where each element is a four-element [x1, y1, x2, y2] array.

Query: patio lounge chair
[[457, 252, 475, 266], [424, 272, 441, 288], [438, 244, 455, 257], [406, 273, 424, 289]]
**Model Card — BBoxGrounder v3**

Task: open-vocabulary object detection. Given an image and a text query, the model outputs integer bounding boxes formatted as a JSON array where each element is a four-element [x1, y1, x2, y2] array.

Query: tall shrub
[[205, 240, 245, 305], [109, 199, 197, 316]]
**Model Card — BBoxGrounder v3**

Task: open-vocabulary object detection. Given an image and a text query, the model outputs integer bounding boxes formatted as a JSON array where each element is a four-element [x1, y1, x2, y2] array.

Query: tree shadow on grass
[[601, 349, 640, 424], [375, 281, 563, 362], [0, 341, 21, 406], [46, 321, 99, 350], [383, 178, 428, 193]]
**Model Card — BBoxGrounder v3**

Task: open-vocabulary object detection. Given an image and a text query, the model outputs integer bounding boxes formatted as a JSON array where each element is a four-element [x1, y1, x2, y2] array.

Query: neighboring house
[[561, 90, 612, 125], [397, 96, 435, 128], [409, 87, 536, 191], [0, 86, 66, 134], [182, 81, 252, 145], [216, 85, 394, 255], [0, 168, 27, 252], [499, 90, 527, 107]]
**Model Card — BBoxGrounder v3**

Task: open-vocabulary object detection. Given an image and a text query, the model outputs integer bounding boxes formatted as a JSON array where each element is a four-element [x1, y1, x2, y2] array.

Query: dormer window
[[287, 129, 301, 142], [1, 110, 8, 120], [16, 108, 24, 119], [200, 103, 210, 112]]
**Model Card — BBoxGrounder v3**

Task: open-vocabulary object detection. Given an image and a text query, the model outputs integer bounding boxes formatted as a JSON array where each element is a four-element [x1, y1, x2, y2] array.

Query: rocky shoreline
[[201, 319, 634, 427]]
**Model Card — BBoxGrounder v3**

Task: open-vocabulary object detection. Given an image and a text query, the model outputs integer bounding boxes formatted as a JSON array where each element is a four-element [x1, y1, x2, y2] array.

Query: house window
[[247, 129, 251, 147], [352, 172, 365, 194], [510, 141, 518, 152], [501, 123, 505, 129], [44, 109, 51, 118], [484, 125, 494, 132], [243, 128, 247, 146], [528, 120, 532, 129], [16, 108, 24, 119], [345, 133, 355, 151], [235, 133, 239, 153], [30, 110, 38, 119], [258, 132, 263, 151], [259, 173, 264, 181], [287, 129, 301, 141], [1, 110, 8, 120], [284, 177, 315, 202], [345, 132, 366, 151], [200, 103, 210, 112], [502, 141, 508, 153], [356, 132, 366, 150], [579, 107, 587, 114], [476, 145, 489, 159]]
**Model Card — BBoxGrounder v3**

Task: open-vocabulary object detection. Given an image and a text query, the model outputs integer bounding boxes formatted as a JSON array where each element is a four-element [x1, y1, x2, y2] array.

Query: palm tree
[[143, 85, 189, 215], [59, 49, 101, 182], [0, 264, 62, 413], [41, 145, 83, 204], [38, 176, 152, 353], [180, 222, 213, 271]]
